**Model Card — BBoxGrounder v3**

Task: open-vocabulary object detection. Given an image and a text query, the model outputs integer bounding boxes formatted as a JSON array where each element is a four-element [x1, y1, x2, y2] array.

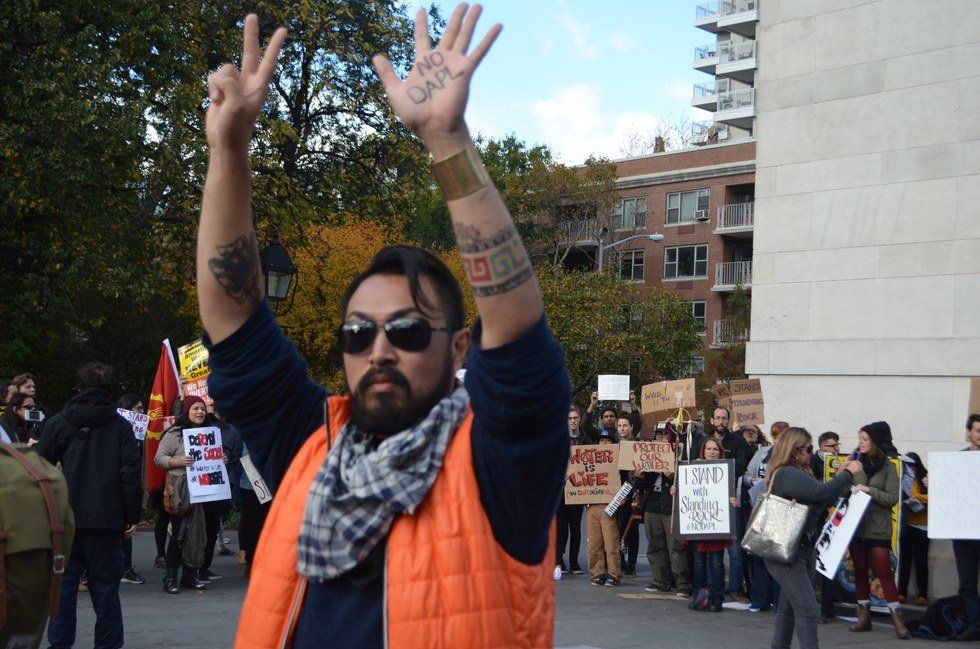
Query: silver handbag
[[740, 469, 811, 564]]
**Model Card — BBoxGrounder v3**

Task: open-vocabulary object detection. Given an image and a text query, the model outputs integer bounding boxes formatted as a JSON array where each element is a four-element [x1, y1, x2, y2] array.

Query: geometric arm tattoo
[[207, 232, 263, 306], [454, 223, 534, 297]]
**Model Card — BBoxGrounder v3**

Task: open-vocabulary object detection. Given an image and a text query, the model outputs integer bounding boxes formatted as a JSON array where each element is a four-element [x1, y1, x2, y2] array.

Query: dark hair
[[967, 413, 980, 431], [0, 392, 34, 439], [76, 363, 118, 397], [599, 406, 618, 419], [699, 437, 724, 460], [712, 405, 730, 419], [10, 373, 36, 389], [117, 393, 142, 411], [905, 451, 928, 483], [341, 246, 465, 331], [7, 392, 34, 410], [817, 431, 839, 445]]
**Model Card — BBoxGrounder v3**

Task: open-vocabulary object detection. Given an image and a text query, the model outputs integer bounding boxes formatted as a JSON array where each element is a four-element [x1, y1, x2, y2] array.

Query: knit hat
[[861, 421, 891, 449], [181, 395, 206, 416], [597, 429, 615, 442]]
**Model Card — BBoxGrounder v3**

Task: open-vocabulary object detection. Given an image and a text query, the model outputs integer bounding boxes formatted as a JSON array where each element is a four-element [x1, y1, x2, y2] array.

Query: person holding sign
[[555, 406, 590, 575], [154, 396, 210, 594], [949, 414, 980, 641], [847, 421, 907, 639], [585, 431, 623, 587], [763, 428, 862, 649], [194, 7, 570, 648]]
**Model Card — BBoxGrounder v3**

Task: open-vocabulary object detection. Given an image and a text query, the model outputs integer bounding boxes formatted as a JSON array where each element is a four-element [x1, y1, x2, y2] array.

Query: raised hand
[[372, 3, 501, 157], [206, 15, 287, 152]]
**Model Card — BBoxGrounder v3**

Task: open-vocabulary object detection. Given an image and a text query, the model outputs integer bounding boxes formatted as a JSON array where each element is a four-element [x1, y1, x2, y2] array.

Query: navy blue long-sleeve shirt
[[204, 304, 570, 647]]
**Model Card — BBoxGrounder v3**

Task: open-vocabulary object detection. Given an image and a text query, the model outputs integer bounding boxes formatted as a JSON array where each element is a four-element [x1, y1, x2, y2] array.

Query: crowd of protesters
[[556, 394, 980, 646]]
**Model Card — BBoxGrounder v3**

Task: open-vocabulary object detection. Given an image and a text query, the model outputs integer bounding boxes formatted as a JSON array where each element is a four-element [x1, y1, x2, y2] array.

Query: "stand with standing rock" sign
[[673, 459, 735, 540]]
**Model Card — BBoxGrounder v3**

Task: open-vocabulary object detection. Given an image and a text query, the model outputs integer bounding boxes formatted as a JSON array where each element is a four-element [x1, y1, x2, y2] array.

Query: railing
[[694, 44, 718, 61], [693, 79, 730, 100], [692, 121, 730, 144], [713, 320, 750, 346], [717, 202, 754, 229], [557, 219, 598, 245], [715, 260, 752, 286], [720, 0, 757, 17], [696, 2, 719, 19], [717, 87, 756, 112], [718, 40, 757, 64]]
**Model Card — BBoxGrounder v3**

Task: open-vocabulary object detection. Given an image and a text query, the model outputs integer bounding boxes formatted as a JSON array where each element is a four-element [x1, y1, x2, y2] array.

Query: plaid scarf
[[297, 387, 470, 581]]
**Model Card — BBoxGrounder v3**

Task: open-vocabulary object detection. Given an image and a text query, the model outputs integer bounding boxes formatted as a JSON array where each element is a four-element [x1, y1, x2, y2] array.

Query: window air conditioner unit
[[695, 210, 710, 221]]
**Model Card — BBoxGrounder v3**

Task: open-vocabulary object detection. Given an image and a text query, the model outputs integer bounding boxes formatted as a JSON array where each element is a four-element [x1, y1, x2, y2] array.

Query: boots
[[849, 602, 872, 632], [163, 570, 180, 595], [179, 568, 207, 591], [890, 609, 910, 639]]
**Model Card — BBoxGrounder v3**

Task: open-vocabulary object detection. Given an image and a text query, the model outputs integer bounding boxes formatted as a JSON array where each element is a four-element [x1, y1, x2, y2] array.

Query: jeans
[[47, 530, 125, 649], [766, 546, 819, 649], [555, 504, 584, 569], [727, 513, 745, 592], [693, 549, 725, 605], [750, 553, 780, 610], [644, 512, 691, 591], [953, 539, 980, 630]]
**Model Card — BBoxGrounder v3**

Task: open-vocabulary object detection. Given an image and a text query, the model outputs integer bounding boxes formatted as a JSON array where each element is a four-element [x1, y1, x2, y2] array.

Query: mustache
[[355, 366, 411, 396]]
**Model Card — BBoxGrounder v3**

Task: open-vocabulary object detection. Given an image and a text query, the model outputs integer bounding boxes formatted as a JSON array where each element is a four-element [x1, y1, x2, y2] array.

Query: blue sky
[[423, 1, 712, 163]]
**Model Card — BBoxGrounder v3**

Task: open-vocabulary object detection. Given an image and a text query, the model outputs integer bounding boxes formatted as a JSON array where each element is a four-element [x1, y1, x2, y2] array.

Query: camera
[[24, 410, 45, 423]]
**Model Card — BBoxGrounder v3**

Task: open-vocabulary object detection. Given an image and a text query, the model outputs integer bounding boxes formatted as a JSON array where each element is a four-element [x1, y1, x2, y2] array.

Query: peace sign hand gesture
[[372, 3, 501, 158], [206, 15, 287, 153]]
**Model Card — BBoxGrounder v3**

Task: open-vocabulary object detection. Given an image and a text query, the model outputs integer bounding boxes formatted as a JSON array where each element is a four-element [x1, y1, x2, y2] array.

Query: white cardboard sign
[[117, 408, 149, 441], [182, 426, 231, 504], [673, 459, 735, 540], [928, 451, 980, 539], [597, 374, 630, 401], [815, 489, 871, 578], [240, 454, 273, 505]]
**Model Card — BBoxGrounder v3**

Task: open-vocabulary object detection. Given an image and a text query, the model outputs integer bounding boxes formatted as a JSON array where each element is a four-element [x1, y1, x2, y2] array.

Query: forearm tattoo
[[454, 224, 534, 297], [207, 232, 262, 306]]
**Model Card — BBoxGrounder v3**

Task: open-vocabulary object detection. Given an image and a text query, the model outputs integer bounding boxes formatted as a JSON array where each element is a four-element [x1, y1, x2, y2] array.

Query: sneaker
[[200, 569, 223, 582], [569, 566, 584, 575], [180, 575, 207, 590], [748, 606, 761, 613], [590, 576, 606, 586], [553, 566, 563, 581], [604, 577, 620, 587], [154, 555, 167, 570], [645, 583, 660, 592], [121, 569, 146, 584]]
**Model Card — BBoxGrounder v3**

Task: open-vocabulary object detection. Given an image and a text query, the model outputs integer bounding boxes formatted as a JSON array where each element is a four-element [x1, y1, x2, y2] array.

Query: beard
[[349, 356, 455, 439]]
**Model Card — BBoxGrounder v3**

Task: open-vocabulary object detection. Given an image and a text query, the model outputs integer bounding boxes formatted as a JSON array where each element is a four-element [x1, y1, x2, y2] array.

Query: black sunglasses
[[339, 317, 454, 354], [795, 444, 814, 454]]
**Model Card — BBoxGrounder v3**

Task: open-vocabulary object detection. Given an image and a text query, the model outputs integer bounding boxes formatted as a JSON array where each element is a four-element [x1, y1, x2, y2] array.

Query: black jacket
[[36, 390, 142, 530], [635, 471, 674, 515], [693, 429, 752, 478]]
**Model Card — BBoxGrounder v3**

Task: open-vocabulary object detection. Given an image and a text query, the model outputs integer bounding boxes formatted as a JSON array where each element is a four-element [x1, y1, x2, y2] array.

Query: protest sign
[[641, 379, 696, 427], [182, 426, 231, 504], [673, 459, 735, 540], [116, 408, 149, 441], [240, 454, 273, 505], [618, 440, 675, 474], [815, 490, 871, 578], [730, 378, 764, 427], [711, 382, 732, 411], [564, 444, 621, 505], [177, 338, 213, 405], [822, 454, 849, 482], [597, 375, 630, 401], [928, 451, 980, 539]]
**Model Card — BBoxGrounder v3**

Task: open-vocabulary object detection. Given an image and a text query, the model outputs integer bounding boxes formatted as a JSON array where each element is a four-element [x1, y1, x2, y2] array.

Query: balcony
[[557, 219, 598, 246], [692, 78, 730, 110], [691, 121, 730, 146], [694, 2, 720, 33], [713, 260, 752, 291], [717, 40, 757, 82], [715, 87, 756, 129], [711, 320, 750, 348], [718, 0, 759, 37], [714, 202, 754, 237], [693, 43, 718, 74]]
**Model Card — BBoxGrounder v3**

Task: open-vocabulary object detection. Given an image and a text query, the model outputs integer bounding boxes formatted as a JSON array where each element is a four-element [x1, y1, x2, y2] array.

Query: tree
[[618, 112, 694, 157], [696, 284, 751, 414]]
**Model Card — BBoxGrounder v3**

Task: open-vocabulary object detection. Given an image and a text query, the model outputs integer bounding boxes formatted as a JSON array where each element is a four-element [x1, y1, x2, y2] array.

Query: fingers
[[440, 3, 469, 51], [242, 14, 260, 74], [413, 7, 432, 58], [455, 3, 482, 53], [372, 54, 400, 95], [258, 26, 288, 84], [208, 72, 223, 104], [215, 64, 244, 104], [468, 22, 502, 68]]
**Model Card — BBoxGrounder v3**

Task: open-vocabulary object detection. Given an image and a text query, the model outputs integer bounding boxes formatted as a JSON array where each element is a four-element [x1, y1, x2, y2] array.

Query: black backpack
[[908, 595, 968, 641]]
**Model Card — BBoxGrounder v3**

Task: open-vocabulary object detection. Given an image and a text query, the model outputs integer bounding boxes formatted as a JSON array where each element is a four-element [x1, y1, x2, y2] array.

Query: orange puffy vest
[[234, 396, 556, 649]]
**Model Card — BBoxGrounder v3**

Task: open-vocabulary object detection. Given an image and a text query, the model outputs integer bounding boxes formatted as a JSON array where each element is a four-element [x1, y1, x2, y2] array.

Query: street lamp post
[[260, 227, 298, 316], [597, 233, 665, 271]]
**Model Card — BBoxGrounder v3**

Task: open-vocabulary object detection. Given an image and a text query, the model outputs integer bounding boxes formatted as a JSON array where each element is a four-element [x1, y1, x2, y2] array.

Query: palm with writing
[[206, 15, 287, 152], [372, 3, 501, 157]]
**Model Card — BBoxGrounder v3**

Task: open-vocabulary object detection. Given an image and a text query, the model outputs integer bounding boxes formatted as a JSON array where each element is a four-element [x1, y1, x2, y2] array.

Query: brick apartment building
[[559, 139, 756, 369]]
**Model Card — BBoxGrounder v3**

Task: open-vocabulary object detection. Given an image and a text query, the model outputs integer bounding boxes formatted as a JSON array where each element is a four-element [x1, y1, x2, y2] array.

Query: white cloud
[[530, 82, 664, 163], [555, 1, 598, 60], [610, 29, 637, 54]]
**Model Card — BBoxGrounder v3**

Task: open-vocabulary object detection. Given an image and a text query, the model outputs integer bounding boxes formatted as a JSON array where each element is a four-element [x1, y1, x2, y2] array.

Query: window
[[690, 301, 707, 331], [612, 197, 647, 230], [620, 250, 644, 282], [690, 356, 705, 373], [666, 189, 710, 224], [664, 245, 708, 279]]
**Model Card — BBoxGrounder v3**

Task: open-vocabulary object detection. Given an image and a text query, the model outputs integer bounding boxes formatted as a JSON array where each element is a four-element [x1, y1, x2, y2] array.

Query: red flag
[[145, 340, 182, 491]]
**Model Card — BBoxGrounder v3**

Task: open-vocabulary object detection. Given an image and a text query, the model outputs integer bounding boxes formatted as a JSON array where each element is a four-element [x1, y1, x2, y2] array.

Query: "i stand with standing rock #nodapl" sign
[[673, 459, 735, 540]]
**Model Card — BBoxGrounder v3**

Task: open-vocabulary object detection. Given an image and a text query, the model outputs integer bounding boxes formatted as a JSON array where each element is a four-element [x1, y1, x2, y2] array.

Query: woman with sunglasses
[[848, 421, 908, 639], [0, 392, 38, 443], [194, 7, 572, 646], [764, 428, 862, 649]]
